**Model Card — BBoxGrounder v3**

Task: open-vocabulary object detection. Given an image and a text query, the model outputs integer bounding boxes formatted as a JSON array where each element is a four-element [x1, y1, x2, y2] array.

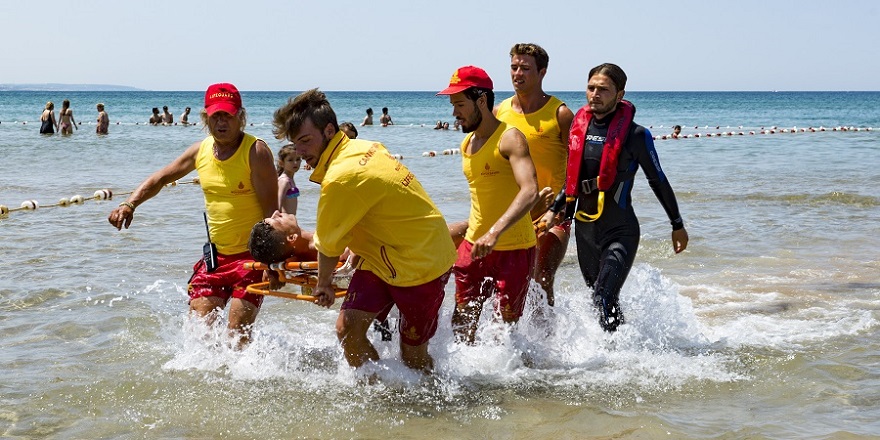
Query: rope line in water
[[0, 177, 201, 218], [3, 123, 875, 215], [412, 124, 876, 157], [651, 125, 874, 141]]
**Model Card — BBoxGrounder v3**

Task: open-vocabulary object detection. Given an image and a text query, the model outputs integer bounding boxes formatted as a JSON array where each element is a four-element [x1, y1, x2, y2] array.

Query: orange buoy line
[[0, 177, 201, 218]]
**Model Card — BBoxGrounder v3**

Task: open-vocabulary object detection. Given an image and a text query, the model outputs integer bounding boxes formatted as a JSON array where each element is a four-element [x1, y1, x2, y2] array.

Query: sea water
[[1, 91, 879, 438]]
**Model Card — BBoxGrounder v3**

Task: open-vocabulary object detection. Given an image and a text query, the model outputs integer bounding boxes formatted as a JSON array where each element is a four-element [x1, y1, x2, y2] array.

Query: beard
[[589, 100, 618, 117], [301, 132, 331, 168], [460, 108, 482, 133]]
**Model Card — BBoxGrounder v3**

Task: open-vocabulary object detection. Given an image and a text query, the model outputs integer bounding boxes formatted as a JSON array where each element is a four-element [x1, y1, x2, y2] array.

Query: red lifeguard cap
[[436, 66, 493, 95], [204, 83, 242, 116]]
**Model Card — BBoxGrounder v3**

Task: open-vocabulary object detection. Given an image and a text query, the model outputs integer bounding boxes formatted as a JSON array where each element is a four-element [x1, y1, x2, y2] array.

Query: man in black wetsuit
[[541, 63, 689, 332]]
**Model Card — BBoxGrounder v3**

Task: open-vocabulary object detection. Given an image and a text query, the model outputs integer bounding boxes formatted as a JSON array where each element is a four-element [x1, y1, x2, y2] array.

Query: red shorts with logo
[[453, 241, 536, 321], [341, 269, 449, 346], [188, 251, 265, 308]]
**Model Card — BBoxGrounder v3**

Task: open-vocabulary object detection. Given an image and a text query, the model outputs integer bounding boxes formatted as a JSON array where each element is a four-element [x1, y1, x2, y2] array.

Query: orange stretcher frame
[[244, 260, 347, 302]]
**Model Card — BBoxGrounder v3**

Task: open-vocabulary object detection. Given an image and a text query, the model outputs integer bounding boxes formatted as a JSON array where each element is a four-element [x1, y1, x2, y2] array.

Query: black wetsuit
[[569, 113, 683, 331]]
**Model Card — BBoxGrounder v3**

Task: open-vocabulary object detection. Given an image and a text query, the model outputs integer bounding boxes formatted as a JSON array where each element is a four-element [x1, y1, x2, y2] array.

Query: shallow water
[[1, 91, 879, 438]]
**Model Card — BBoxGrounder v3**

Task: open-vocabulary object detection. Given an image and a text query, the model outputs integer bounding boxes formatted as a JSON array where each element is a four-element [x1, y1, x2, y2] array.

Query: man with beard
[[437, 66, 539, 345], [269, 89, 456, 372], [494, 43, 574, 307], [541, 63, 689, 332]]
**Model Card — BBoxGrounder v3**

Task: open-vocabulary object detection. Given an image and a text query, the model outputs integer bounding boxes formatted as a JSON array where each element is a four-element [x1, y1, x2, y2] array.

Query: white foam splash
[[153, 261, 874, 397]]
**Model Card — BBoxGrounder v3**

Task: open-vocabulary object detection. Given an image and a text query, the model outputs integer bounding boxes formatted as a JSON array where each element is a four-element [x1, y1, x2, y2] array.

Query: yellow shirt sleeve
[[313, 179, 367, 257]]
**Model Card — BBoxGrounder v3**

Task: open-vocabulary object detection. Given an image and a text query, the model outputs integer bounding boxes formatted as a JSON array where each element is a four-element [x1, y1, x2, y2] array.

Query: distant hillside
[[0, 83, 145, 91]]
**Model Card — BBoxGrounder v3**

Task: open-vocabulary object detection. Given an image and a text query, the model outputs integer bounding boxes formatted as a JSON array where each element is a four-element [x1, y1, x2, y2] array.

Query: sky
[[2, 0, 878, 91]]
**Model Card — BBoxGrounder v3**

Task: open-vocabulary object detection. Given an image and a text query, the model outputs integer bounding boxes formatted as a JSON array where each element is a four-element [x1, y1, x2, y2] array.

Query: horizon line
[[3, 87, 879, 93]]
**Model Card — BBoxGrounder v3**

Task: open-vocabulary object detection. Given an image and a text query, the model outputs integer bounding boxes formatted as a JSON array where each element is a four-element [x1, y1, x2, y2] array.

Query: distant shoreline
[[0, 83, 145, 92]]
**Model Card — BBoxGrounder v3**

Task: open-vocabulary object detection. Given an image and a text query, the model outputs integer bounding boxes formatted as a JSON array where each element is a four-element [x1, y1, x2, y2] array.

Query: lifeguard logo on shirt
[[480, 162, 500, 177], [231, 180, 250, 195], [400, 172, 415, 187], [359, 145, 379, 166], [402, 325, 420, 342], [532, 124, 550, 140]]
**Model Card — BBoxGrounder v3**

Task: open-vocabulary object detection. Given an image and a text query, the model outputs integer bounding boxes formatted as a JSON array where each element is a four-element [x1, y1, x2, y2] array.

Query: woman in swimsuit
[[96, 103, 109, 134], [59, 99, 77, 135], [40, 101, 58, 134]]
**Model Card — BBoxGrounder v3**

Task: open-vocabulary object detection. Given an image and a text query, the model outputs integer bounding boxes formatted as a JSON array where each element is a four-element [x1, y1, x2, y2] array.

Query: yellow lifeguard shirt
[[309, 131, 456, 287], [496, 96, 567, 194], [461, 123, 536, 250], [195, 133, 264, 255]]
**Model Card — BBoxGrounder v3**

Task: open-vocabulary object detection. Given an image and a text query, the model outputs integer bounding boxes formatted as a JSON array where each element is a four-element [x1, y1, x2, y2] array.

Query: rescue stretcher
[[244, 260, 350, 302]]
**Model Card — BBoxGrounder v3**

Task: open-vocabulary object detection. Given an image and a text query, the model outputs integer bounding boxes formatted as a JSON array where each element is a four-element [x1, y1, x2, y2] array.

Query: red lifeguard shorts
[[342, 269, 449, 346], [453, 241, 536, 321], [188, 251, 265, 308]]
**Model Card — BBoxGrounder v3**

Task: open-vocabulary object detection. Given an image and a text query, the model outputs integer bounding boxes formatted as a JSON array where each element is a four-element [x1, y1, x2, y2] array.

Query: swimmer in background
[[180, 107, 192, 126], [361, 107, 373, 126], [40, 101, 58, 134], [162, 106, 174, 125], [149, 108, 162, 125], [276, 144, 301, 215], [59, 99, 77, 134], [380, 107, 393, 126], [339, 121, 358, 139], [434, 120, 443, 130], [96, 103, 109, 134], [671, 125, 682, 138]]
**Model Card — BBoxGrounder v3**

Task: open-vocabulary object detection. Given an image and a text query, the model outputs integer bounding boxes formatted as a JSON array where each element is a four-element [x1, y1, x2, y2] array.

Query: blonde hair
[[45, 101, 54, 110], [96, 103, 105, 111], [276, 144, 299, 176]]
